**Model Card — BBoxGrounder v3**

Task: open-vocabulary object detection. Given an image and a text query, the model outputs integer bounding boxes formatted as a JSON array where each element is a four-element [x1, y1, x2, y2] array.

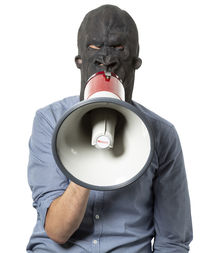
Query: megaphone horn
[[52, 71, 154, 190]]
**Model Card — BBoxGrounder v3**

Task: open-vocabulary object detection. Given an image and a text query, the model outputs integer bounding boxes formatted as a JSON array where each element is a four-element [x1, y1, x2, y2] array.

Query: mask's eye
[[88, 45, 101, 50], [113, 45, 124, 51]]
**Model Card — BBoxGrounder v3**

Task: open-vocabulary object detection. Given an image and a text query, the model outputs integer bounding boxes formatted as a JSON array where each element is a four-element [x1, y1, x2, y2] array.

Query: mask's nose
[[94, 55, 119, 71]]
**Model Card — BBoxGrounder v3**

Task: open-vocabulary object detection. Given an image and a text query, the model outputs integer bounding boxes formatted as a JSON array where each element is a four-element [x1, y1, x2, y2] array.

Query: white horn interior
[[55, 101, 152, 189]]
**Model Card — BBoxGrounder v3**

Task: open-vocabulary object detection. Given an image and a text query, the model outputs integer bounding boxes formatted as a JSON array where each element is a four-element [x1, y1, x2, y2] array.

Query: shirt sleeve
[[27, 110, 69, 228], [153, 125, 193, 252]]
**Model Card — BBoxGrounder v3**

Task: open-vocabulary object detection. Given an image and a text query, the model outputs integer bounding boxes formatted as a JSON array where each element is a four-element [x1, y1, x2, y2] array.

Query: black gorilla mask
[[75, 5, 142, 103]]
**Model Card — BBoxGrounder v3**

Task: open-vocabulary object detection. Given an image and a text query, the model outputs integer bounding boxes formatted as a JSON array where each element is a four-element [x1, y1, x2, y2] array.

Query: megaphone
[[52, 71, 154, 190]]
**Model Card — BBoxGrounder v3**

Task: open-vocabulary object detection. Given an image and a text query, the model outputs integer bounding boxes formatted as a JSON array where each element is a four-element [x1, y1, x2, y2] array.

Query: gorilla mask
[[75, 5, 142, 103]]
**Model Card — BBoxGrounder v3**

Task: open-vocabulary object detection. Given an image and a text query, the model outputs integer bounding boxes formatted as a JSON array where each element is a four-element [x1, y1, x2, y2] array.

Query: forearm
[[44, 181, 90, 244]]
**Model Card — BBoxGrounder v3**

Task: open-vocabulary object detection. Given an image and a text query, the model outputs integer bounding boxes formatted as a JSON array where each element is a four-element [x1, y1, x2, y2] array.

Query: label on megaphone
[[96, 136, 111, 149]]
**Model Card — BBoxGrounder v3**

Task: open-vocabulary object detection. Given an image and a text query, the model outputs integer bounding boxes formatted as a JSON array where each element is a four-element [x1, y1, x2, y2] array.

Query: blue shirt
[[27, 96, 193, 253]]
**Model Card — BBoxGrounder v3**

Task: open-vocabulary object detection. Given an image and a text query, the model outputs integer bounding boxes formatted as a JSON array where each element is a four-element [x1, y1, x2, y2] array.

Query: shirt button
[[93, 239, 98, 244], [95, 214, 100, 219]]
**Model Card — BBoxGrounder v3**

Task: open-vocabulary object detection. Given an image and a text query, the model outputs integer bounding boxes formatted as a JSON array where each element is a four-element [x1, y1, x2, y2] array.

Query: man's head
[[75, 5, 142, 103]]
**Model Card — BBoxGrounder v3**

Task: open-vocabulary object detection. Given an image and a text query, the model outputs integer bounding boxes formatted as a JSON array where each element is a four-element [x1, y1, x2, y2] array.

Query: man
[[27, 5, 193, 253]]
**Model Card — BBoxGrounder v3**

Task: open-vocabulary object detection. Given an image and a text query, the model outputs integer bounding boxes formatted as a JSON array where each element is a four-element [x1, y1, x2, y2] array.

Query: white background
[[0, 0, 199, 252]]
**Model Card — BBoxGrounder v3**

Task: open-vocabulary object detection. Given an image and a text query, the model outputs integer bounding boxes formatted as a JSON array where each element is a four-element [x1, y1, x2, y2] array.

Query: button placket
[[92, 191, 104, 252]]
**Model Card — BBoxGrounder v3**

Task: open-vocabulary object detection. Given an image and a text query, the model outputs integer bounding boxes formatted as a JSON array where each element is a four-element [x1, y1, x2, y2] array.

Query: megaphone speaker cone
[[52, 97, 154, 191]]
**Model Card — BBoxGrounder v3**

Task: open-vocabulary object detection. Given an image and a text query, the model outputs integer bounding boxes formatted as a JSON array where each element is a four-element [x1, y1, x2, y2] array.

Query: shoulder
[[133, 101, 180, 158], [35, 95, 80, 128], [132, 101, 176, 138], [133, 101, 173, 129]]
